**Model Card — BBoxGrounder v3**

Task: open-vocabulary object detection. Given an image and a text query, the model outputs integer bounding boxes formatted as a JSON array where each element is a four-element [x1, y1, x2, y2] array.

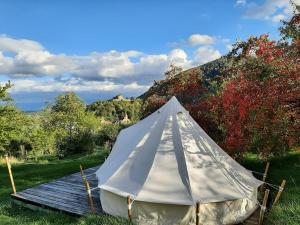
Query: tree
[[44, 92, 100, 157], [0, 81, 32, 157], [211, 30, 299, 158], [0, 81, 12, 101], [279, 6, 300, 44], [87, 99, 142, 123], [164, 64, 183, 80], [141, 13, 299, 159]]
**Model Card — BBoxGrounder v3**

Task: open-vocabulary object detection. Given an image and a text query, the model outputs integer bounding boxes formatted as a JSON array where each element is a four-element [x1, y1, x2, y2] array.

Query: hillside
[[87, 97, 142, 123], [140, 57, 228, 102]]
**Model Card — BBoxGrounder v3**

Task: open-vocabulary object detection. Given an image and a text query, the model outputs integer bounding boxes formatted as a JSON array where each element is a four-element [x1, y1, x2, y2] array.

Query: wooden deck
[[11, 166, 260, 224], [11, 166, 102, 216]]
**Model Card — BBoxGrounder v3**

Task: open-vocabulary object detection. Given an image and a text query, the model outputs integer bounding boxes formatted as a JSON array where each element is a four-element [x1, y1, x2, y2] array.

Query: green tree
[[0, 81, 32, 157], [87, 99, 142, 123], [44, 92, 100, 157]]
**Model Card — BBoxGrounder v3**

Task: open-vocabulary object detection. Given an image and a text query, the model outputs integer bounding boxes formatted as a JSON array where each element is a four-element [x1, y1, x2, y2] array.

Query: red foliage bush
[[212, 34, 299, 158]]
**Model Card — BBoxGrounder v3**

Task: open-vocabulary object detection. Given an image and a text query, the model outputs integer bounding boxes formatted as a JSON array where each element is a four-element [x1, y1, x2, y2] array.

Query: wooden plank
[[20, 189, 91, 208], [20, 190, 92, 212], [42, 184, 99, 199], [39, 181, 100, 198], [11, 166, 103, 216], [13, 192, 87, 215], [54, 180, 92, 189], [42, 181, 87, 192], [21, 188, 101, 209], [37, 183, 99, 198], [12, 194, 80, 216]]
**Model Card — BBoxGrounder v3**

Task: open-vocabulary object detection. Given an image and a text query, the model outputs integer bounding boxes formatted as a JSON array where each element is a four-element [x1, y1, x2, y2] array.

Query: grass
[[243, 151, 300, 225], [0, 149, 299, 225], [0, 149, 130, 225]]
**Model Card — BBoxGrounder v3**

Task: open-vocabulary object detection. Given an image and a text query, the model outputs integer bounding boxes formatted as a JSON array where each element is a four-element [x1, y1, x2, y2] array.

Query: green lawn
[[0, 149, 299, 225]]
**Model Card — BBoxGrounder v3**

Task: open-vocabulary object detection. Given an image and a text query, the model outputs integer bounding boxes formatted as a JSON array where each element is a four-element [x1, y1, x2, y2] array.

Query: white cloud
[[236, 0, 247, 6], [243, 0, 300, 23], [168, 49, 192, 67], [272, 14, 286, 23], [8, 78, 149, 93], [170, 34, 216, 48], [188, 34, 216, 46], [193, 47, 222, 65], [226, 44, 233, 51], [0, 35, 44, 53], [0, 36, 224, 86], [0, 36, 167, 83]]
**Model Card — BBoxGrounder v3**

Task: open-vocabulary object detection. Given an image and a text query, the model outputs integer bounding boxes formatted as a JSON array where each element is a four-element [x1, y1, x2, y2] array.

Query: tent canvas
[[96, 96, 263, 225]]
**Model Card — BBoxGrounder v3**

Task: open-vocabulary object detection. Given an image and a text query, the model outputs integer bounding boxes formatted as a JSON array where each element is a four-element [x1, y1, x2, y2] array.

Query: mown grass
[[0, 149, 130, 225], [0, 149, 299, 225]]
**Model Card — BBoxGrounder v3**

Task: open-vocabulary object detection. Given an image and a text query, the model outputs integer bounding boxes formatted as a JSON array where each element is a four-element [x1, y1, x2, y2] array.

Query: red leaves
[[214, 35, 300, 157], [143, 26, 299, 158]]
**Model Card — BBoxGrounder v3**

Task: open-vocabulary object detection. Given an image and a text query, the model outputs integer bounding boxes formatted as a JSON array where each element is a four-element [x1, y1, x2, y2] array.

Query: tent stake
[[5, 155, 16, 194], [79, 165, 96, 213], [258, 189, 269, 225], [272, 179, 286, 207], [127, 195, 132, 222], [260, 162, 270, 192], [196, 202, 200, 225]]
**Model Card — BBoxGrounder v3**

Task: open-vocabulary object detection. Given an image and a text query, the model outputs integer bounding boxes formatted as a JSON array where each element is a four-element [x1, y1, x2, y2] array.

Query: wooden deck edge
[[11, 193, 82, 217]]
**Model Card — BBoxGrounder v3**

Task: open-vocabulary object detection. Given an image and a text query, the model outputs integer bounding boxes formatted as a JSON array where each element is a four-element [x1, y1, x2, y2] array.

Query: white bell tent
[[96, 96, 263, 225]]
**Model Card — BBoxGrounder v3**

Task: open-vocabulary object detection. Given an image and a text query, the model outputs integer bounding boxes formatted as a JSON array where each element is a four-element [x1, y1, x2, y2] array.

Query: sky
[[0, 0, 299, 111]]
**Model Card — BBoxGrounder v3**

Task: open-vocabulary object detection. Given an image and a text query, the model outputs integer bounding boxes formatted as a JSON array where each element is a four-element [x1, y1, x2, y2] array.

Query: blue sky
[[0, 0, 298, 111]]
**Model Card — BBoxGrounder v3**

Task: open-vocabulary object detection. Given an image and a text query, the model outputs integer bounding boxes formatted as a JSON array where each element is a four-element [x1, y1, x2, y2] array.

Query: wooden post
[[273, 179, 286, 207], [5, 155, 16, 194], [260, 162, 270, 192], [262, 162, 270, 183], [86, 179, 96, 213], [79, 165, 95, 213], [258, 189, 270, 225], [196, 202, 200, 225], [127, 195, 132, 222]]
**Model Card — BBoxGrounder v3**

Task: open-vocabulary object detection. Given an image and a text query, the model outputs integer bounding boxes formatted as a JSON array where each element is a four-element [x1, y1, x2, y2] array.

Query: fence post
[[273, 179, 286, 207], [127, 195, 132, 222], [262, 162, 270, 183], [259, 189, 269, 225], [260, 162, 270, 192], [196, 202, 200, 225], [5, 154, 16, 194], [80, 165, 95, 213]]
